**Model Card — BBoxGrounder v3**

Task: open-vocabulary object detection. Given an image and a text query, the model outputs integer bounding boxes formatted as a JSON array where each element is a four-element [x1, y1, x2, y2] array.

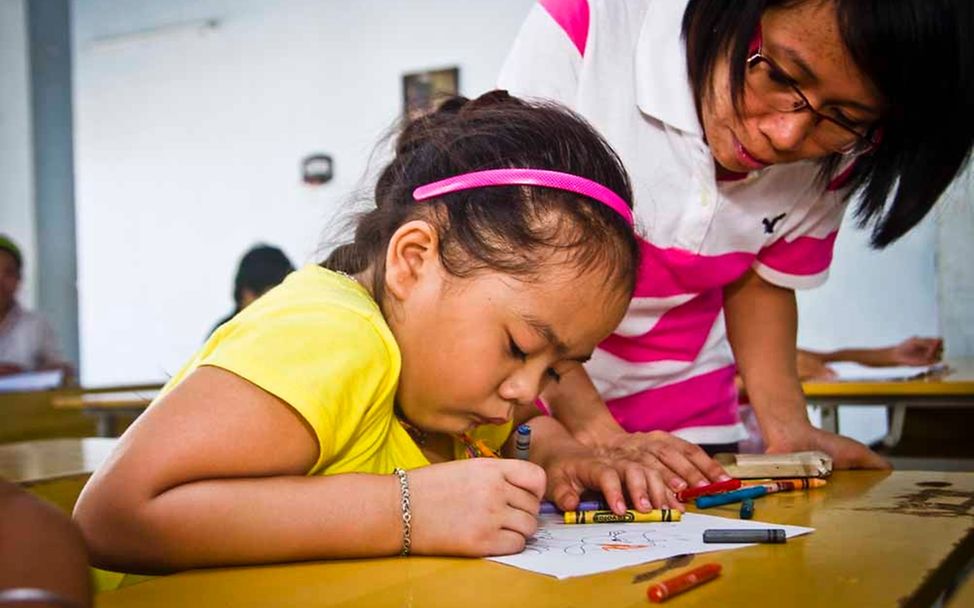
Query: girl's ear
[[384, 220, 440, 302]]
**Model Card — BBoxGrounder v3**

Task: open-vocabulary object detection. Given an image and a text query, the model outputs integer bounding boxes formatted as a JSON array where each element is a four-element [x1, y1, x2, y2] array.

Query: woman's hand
[[543, 440, 683, 514], [594, 431, 732, 493], [407, 458, 545, 557], [765, 426, 891, 470]]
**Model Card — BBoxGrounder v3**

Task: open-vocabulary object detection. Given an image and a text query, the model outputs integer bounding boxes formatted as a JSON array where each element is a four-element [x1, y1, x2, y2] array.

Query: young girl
[[74, 91, 666, 574]]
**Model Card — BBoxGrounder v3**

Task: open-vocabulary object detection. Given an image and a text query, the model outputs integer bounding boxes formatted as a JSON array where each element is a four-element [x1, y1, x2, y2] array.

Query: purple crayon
[[539, 499, 610, 514]]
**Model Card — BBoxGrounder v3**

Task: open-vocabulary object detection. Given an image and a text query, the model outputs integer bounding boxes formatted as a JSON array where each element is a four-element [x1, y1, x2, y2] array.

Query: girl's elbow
[[73, 487, 166, 573]]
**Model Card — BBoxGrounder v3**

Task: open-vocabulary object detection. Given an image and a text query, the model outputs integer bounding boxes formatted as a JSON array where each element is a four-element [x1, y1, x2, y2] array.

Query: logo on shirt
[[762, 213, 787, 234]]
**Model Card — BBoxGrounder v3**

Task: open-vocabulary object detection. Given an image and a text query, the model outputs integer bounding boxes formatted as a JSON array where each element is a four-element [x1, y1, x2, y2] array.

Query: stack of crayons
[[690, 478, 827, 513]]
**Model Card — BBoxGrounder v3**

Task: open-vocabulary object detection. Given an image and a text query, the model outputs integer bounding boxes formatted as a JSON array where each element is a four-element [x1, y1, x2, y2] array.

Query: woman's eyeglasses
[[745, 49, 880, 155]]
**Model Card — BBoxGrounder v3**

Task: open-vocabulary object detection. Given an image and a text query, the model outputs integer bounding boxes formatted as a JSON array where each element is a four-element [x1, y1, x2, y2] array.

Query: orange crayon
[[647, 563, 722, 603], [743, 478, 827, 490]]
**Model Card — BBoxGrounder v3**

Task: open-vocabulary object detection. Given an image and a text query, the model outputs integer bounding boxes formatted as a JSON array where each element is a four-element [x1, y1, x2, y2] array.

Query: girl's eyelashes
[[508, 337, 527, 361], [509, 335, 562, 382]]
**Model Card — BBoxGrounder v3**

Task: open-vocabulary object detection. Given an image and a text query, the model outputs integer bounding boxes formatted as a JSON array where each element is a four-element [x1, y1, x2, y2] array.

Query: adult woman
[[499, 0, 972, 488]]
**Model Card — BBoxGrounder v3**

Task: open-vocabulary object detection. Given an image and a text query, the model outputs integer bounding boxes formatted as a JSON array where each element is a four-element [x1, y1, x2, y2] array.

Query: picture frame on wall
[[402, 66, 460, 119]]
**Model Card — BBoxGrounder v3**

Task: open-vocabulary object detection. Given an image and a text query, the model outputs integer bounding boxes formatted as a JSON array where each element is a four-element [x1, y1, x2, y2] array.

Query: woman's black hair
[[324, 90, 639, 306], [233, 245, 295, 309], [682, 0, 973, 247]]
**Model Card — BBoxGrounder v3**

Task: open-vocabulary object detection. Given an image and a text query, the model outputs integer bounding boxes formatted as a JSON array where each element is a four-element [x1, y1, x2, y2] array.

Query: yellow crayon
[[563, 509, 682, 524]]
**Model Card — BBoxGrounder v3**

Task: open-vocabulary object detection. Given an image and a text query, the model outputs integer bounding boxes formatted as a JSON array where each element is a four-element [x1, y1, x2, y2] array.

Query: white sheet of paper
[[488, 512, 813, 579], [826, 361, 943, 382], [0, 369, 63, 393]]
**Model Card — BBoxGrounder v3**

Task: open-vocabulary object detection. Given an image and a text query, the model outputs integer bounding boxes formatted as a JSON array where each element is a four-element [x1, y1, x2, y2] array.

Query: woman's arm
[[724, 270, 889, 468], [533, 365, 729, 492], [74, 366, 544, 573], [513, 414, 681, 513]]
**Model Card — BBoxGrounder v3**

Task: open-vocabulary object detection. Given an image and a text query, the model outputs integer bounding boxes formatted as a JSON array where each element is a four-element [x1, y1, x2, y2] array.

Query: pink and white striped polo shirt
[[499, 0, 851, 444]]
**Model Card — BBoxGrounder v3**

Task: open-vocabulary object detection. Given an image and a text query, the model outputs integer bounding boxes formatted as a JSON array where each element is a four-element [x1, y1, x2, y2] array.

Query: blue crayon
[[695, 485, 768, 508], [514, 424, 531, 460], [740, 498, 755, 519], [539, 499, 609, 514]]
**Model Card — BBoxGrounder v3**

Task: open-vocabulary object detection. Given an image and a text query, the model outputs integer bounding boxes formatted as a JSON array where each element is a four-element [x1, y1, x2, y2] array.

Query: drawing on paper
[[489, 512, 814, 579]]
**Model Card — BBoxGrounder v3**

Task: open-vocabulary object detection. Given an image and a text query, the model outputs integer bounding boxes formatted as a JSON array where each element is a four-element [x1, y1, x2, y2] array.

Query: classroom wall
[[71, 0, 535, 385], [0, 0, 36, 309], [936, 165, 974, 358], [796, 206, 940, 445], [68, 0, 971, 447]]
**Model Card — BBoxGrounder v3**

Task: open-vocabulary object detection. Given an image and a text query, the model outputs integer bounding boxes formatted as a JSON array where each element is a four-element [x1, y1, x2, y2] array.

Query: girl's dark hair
[[324, 90, 639, 305], [682, 0, 973, 247], [233, 245, 295, 308]]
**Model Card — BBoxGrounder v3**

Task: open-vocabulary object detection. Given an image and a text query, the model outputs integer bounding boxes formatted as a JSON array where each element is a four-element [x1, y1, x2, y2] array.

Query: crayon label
[[593, 512, 633, 523]]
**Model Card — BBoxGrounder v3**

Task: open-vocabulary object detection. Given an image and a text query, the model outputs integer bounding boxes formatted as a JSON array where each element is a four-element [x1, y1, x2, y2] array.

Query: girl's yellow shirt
[[158, 264, 510, 474]]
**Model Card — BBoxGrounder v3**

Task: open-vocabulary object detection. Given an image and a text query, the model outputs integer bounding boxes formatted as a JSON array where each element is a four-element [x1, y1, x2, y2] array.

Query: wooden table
[[96, 471, 973, 608], [803, 358, 974, 448], [52, 388, 158, 437], [0, 437, 117, 512]]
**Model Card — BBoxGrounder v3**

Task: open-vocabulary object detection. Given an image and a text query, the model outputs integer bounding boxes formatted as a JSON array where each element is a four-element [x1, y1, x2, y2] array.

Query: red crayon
[[676, 479, 742, 502], [647, 563, 722, 603]]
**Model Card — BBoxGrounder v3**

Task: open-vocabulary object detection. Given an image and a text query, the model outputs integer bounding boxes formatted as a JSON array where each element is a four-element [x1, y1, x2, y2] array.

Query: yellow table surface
[[803, 358, 974, 399], [97, 470, 973, 608]]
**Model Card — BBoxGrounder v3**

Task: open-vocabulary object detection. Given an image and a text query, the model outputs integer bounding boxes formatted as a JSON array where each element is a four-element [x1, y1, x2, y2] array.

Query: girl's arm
[[812, 336, 943, 368], [724, 270, 889, 469], [74, 366, 544, 574]]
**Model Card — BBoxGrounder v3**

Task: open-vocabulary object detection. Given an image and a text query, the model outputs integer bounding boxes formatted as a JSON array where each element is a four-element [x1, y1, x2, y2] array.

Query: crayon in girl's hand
[[514, 424, 531, 460], [647, 563, 722, 603]]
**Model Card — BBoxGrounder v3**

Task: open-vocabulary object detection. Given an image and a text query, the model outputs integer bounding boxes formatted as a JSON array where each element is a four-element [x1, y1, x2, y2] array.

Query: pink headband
[[412, 168, 634, 227]]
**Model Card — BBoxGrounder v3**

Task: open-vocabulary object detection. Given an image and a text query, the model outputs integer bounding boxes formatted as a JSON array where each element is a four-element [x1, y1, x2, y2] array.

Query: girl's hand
[[544, 442, 684, 515], [889, 336, 943, 367], [406, 458, 545, 557]]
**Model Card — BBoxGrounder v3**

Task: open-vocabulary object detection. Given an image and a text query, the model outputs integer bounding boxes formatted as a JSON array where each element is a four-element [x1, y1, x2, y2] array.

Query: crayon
[[702, 529, 786, 544], [695, 485, 768, 508], [739, 498, 754, 519], [647, 563, 722, 603], [564, 509, 681, 524], [539, 499, 609, 514], [514, 424, 531, 460], [742, 478, 827, 490], [675, 478, 742, 502], [773, 478, 828, 491]]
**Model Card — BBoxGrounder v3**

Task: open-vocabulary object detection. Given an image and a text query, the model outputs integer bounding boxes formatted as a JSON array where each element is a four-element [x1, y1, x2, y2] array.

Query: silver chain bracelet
[[392, 467, 412, 556]]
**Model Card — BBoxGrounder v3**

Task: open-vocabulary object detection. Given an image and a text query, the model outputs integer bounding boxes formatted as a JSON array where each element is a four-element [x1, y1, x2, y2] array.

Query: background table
[[0, 437, 117, 512], [0, 382, 160, 443], [52, 388, 158, 437], [97, 470, 973, 608], [803, 358, 974, 449]]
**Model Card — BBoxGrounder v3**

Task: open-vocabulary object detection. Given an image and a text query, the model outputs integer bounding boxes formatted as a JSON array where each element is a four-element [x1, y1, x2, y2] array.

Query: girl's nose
[[498, 368, 546, 407]]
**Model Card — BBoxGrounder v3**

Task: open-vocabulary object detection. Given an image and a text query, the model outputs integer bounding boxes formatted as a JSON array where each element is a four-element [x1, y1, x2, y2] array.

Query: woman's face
[[700, 0, 883, 174]]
